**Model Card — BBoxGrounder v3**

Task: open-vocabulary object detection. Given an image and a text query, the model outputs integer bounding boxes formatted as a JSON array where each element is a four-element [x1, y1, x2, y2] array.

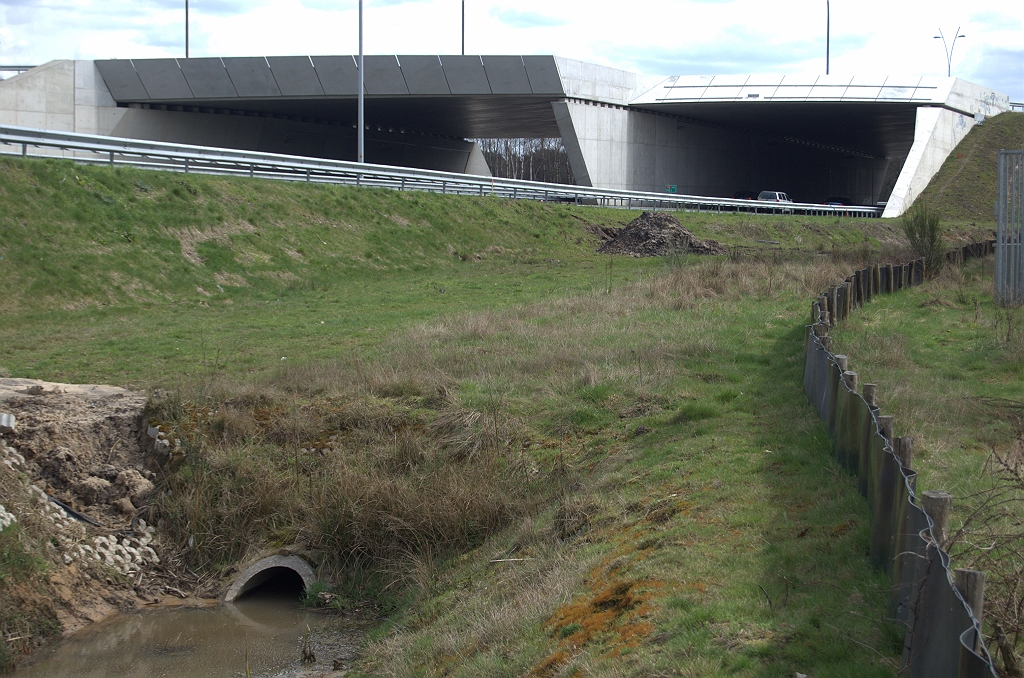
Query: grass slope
[[0, 156, 951, 675], [915, 111, 1024, 224], [0, 157, 908, 387]]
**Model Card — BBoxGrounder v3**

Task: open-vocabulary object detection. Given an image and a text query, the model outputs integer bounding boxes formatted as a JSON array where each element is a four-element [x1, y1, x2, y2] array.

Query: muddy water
[[19, 591, 365, 678]]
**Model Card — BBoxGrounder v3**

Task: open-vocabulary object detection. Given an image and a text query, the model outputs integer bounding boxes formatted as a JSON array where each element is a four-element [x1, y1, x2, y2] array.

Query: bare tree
[[473, 138, 575, 185]]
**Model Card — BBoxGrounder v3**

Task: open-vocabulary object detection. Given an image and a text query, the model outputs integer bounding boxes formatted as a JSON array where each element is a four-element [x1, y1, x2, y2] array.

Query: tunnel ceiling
[[630, 101, 920, 160]]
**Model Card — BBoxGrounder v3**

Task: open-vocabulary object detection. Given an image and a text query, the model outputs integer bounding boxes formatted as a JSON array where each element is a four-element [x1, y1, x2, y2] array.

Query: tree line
[[473, 138, 575, 185]]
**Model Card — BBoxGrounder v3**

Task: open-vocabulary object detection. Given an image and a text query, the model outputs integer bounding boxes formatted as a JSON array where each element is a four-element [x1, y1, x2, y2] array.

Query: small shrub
[[900, 203, 945, 278]]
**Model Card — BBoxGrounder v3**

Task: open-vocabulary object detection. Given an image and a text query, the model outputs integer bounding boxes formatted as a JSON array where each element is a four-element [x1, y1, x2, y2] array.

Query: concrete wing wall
[[0, 60, 75, 131], [881, 107, 976, 218], [0, 60, 126, 136]]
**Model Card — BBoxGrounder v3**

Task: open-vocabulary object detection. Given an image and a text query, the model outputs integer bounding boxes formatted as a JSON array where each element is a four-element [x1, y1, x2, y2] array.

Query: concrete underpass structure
[[0, 55, 1011, 216]]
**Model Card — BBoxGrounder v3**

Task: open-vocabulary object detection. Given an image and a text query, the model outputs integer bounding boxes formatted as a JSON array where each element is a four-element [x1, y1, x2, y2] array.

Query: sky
[[1, 0, 1022, 100]]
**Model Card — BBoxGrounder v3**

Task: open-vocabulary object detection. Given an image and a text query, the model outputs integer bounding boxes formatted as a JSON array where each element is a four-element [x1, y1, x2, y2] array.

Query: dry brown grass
[[149, 254, 870, 602]]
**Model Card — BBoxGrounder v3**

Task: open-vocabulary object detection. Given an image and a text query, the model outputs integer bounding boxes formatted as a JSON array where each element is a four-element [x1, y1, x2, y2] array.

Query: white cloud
[[1, 0, 1021, 98]]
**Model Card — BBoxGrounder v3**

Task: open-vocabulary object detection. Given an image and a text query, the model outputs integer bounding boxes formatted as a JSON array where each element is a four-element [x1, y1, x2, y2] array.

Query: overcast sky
[[2, 0, 1022, 99]]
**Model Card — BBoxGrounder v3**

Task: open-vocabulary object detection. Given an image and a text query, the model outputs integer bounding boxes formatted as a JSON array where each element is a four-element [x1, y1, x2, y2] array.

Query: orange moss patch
[[534, 575, 664, 672]]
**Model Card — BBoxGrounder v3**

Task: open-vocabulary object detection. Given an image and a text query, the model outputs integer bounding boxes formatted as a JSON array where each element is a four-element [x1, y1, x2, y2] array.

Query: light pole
[[462, 0, 465, 55], [358, 0, 364, 163], [826, 0, 829, 75], [934, 27, 966, 77], [185, 0, 189, 58]]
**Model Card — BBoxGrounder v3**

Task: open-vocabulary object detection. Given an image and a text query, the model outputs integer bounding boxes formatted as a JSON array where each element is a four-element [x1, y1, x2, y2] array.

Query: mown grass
[[0, 156, 990, 675], [0, 156, 922, 387], [830, 256, 1024, 669]]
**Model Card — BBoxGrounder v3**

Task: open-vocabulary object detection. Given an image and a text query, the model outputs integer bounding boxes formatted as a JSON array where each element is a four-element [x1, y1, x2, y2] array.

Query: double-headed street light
[[934, 27, 966, 77]]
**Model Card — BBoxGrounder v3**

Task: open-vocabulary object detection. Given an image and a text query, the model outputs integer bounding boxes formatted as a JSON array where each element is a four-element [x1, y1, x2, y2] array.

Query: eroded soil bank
[[0, 379, 210, 666]]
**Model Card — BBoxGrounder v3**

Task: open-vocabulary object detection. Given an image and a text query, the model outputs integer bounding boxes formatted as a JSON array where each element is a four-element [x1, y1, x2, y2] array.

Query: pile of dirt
[[0, 378, 206, 654], [0, 378, 155, 527], [597, 212, 726, 257]]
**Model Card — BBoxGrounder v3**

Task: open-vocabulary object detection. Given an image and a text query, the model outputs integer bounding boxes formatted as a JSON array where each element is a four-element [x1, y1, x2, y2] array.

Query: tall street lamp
[[825, 0, 830, 75], [358, 0, 364, 163], [934, 27, 966, 77]]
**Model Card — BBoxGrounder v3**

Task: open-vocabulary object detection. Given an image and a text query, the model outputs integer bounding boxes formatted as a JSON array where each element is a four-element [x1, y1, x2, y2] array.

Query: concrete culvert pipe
[[223, 555, 316, 602]]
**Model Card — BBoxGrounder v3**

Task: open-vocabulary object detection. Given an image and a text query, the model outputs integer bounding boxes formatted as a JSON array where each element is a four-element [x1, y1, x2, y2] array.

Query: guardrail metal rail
[[0, 125, 882, 218]]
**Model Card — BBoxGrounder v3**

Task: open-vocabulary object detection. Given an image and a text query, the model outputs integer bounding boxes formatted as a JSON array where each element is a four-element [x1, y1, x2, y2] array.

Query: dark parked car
[[825, 196, 854, 206], [733, 191, 758, 200]]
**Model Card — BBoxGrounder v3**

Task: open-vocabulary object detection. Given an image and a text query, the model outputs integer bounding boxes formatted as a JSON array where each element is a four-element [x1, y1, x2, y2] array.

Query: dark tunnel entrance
[[235, 566, 306, 601]]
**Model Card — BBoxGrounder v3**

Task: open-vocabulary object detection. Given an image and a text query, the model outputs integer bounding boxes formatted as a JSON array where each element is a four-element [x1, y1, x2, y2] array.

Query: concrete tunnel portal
[[1, 56, 1011, 216], [223, 554, 317, 602]]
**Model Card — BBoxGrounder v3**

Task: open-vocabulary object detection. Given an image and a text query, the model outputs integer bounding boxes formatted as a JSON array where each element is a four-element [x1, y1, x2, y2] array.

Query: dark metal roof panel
[[95, 60, 150, 100], [440, 56, 491, 95], [400, 55, 450, 95], [312, 55, 359, 95], [482, 56, 532, 95], [133, 59, 193, 99], [364, 56, 409, 95], [266, 56, 325, 96], [522, 55, 564, 95], [179, 58, 237, 99], [223, 57, 281, 97]]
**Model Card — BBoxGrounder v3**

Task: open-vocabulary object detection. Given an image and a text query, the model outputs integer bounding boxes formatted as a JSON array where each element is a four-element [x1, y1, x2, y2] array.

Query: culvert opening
[[224, 554, 316, 603], [235, 566, 306, 601]]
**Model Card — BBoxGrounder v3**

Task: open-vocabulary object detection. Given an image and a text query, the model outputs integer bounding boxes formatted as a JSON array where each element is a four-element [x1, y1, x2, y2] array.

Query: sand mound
[[597, 212, 726, 257]]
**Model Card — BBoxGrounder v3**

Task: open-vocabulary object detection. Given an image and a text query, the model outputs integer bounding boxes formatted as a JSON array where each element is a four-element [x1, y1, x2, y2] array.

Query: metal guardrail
[[0, 125, 882, 218], [1010, 102, 1024, 113]]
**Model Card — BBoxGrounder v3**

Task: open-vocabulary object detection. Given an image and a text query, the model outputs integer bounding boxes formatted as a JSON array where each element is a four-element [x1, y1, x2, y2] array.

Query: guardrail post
[[109, 151, 115, 167], [184, 157, 189, 173], [249, 164, 254, 178], [400, 177, 405, 191], [306, 169, 310, 182], [22, 143, 27, 157]]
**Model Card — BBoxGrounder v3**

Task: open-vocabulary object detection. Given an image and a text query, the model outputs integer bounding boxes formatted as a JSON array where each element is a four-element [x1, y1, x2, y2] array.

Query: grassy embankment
[[0, 155, 990, 675], [914, 111, 1024, 224]]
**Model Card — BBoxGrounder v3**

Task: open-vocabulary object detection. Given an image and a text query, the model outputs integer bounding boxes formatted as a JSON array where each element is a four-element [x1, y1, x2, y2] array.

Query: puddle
[[17, 590, 365, 678]]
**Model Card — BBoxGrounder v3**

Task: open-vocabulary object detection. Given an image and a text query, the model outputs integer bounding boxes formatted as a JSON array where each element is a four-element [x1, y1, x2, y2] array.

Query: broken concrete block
[[0, 413, 14, 434]]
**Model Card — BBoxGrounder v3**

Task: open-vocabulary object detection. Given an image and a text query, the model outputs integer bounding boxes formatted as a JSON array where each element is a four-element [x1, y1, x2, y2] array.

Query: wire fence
[[804, 242, 998, 677], [0, 125, 883, 218], [996, 150, 1024, 306]]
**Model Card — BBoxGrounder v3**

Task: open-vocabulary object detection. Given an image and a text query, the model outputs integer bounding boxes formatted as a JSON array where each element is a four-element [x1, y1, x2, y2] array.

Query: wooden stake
[[921, 490, 952, 545]]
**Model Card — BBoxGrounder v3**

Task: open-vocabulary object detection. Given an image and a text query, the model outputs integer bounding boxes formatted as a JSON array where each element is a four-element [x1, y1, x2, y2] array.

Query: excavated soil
[[597, 211, 727, 257], [0, 378, 212, 656], [0, 377, 156, 528]]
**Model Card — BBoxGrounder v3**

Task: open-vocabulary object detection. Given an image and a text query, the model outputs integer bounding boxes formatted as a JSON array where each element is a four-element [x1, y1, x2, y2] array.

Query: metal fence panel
[[996, 150, 1024, 306]]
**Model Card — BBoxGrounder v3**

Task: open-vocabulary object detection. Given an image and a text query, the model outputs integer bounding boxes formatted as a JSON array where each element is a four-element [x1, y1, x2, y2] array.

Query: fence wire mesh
[[996, 150, 1024, 306]]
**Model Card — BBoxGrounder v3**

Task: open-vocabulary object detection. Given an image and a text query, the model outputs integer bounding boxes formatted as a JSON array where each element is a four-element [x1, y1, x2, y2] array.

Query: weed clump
[[900, 203, 945, 278]]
